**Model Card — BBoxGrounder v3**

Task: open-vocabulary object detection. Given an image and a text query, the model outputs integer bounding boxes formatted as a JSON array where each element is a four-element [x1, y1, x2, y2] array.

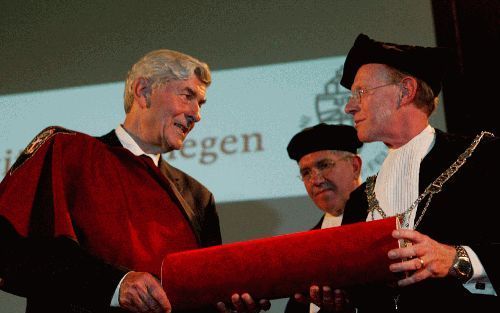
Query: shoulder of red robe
[[9, 126, 76, 175]]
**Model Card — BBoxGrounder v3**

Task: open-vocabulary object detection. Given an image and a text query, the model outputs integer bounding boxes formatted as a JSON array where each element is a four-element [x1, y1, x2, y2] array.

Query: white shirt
[[115, 125, 160, 166], [321, 213, 343, 229]]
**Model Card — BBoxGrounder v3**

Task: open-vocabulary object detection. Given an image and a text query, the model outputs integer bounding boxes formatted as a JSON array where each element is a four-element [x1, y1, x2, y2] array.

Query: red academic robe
[[0, 126, 220, 313]]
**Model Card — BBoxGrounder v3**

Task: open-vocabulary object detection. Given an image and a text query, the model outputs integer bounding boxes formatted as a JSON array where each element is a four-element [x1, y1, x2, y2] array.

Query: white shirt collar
[[372, 125, 435, 227], [388, 124, 435, 155], [115, 125, 161, 166], [321, 212, 343, 229]]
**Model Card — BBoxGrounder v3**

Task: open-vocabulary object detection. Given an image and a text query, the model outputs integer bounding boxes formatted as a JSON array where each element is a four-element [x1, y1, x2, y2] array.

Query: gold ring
[[417, 257, 424, 268]]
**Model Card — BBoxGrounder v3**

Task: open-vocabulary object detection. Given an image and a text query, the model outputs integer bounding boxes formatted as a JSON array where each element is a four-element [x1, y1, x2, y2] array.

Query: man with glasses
[[339, 34, 499, 311], [284, 123, 362, 313]]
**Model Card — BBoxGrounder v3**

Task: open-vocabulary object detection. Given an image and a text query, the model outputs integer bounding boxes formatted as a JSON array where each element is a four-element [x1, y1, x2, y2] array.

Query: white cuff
[[462, 246, 497, 296], [110, 272, 132, 307]]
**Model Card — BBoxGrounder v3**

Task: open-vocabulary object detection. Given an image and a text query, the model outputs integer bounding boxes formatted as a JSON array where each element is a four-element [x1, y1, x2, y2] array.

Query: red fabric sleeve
[[161, 217, 400, 310], [0, 129, 77, 239]]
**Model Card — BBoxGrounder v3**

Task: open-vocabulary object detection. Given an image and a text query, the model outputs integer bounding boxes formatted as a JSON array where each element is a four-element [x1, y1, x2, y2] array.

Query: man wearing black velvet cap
[[285, 123, 362, 313], [287, 123, 363, 228], [337, 33, 499, 312]]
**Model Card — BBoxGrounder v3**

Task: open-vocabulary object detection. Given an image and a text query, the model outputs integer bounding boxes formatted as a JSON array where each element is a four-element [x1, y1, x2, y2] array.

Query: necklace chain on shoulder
[[366, 131, 494, 229]]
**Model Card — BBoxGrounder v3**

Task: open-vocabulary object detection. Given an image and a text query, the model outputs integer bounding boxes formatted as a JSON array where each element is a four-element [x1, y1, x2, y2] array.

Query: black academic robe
[[0, 127, 221, 313], [342, 129, 500, 312]]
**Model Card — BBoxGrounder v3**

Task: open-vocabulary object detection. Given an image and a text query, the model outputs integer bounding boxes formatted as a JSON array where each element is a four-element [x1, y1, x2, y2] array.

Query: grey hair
[[304, 150, 358, 165], [384, 65, 439, 116], [330, 150, 362, 182], [123, 49, 211, 113], [331, 150, 357, 159]]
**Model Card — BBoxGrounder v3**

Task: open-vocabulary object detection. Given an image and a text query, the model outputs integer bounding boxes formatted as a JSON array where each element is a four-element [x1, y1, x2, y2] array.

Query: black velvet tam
[[341, 33, 451, 96], [287, 123, 362, 162]]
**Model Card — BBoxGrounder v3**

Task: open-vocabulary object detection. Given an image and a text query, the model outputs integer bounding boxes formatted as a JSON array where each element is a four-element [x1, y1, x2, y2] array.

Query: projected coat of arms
[[314, 67, 352, 125], [300, 67, 351, 128]]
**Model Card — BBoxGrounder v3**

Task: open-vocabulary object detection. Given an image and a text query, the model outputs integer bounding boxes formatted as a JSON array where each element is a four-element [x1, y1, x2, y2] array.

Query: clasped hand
[[388, 229, 457, 286], [216, 293, 271, 313], [293, 285, 354, 313]]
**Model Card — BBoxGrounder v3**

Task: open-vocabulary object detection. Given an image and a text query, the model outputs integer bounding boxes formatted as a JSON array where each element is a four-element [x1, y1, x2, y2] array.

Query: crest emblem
[[9, 126, 74, 175], [24, 127, 57, 155], [299, 66, 352, 129], [314, 66, 352, 125]]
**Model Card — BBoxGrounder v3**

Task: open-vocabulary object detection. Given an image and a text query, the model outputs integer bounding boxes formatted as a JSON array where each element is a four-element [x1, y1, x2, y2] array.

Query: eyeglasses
[[348, 83, 396, 103], [299, 156, 351, 182]]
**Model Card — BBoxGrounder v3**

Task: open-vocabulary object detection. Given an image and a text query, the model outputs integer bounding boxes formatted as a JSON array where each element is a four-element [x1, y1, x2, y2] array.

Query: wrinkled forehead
[[352, 64, 392, 89], [161, 75, 207, 93]]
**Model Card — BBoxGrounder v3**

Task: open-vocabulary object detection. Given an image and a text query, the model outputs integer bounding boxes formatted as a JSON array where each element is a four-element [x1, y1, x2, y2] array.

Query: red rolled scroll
[[161, 217, 400, 310]]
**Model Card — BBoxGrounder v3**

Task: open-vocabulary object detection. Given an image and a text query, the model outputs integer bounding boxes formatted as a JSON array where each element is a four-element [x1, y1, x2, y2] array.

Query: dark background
[[432, 0, 499, 136]]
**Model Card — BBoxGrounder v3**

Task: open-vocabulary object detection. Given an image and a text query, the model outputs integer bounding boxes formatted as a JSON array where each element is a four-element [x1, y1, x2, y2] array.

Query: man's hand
[[293, 285, 354, 312], [388, 229, 456, 287], [216, 293, 271, 313], [119, 271, 171, 313]]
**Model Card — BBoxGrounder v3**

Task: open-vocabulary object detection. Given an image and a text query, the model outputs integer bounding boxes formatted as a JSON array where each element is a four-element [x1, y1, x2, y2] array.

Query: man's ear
[[132, 78, 151, 108], [399, 76, 417, 106], [351, 155, 362, 178]]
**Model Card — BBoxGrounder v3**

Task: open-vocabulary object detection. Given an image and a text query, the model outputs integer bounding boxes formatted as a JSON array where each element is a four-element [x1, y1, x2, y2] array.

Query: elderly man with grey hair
[[0, 49, 269, 313]]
